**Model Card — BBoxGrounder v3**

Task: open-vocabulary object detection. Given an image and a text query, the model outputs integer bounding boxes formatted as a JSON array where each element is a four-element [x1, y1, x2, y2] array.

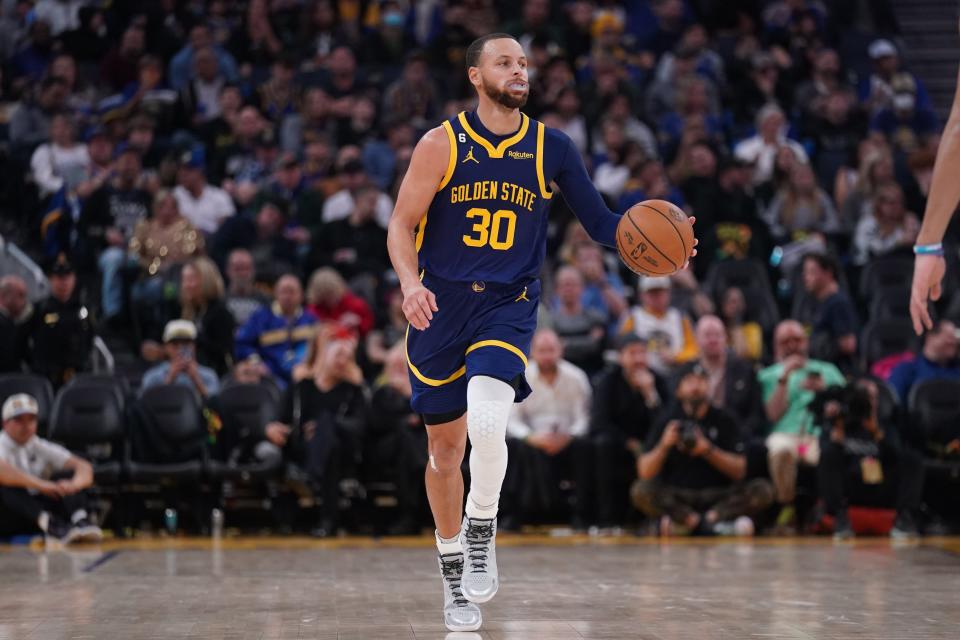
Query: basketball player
[[910, 28, 960, 334], [386, 34, 696, 631]]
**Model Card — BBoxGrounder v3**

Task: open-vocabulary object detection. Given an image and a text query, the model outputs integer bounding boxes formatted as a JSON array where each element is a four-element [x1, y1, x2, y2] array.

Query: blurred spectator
[[257, 54, 300, 124], [251, 152, 325, 244], [176, 257, 235, 376], [0, 276, 30, 373], [621, 276, 698, 377], [140, 320, 220, 399], [33, 0, 86, 36], [211, 198, 297, 283], [173, 47, 228, 129], [320, 46, 369, 136], [60, 6, 110, 64], [859, 39, 931, 118], [731, 51, 793, 128], [504, 330, 593, 529], [817, 377, 922, 539], [635, 367, 774, 536], [322, 157, 394, 228], [758, 320, 845, 532], [236, 274, 318, 387], [309, 184, 390, 283], [382, 52, 439, 130], [591, 93, 657, 161], [368, 344, 428, 535], [764, 163, 840, 242], [657, 77, 726, 160], [29, 113, 89, 198], [734, 104, 808, 186], [292, 324, 364, 386], [198, 83, 243, 155], [0, 0, 32, 60], [23, 255, 94, 388], [48, 53, 97, 114], [280, 87, 332, 154], [362, 120, 416, 191], [806, 89, 866, 186], [100, 24, 146, 92], [224, 249, 270, 327], [718, 287, 763, 363], [675, 316, 766, 439], [74, 126, 116, 200], [549, 86, 589, 155], [794, 48, 850, 123], [364, 287, 408, 371], [548, 265, 607, 376], [870, 76, 939, 156], [305, 268, 375, 339], [837, 147, 895, 229], [591, 333, 667, 526], [0, 393, 102, 543], [801, 253, 858, 368], [852, 182, 919, 266], [296, 0, 347, 63], [129, 189, 205, 279], [889, 320, 960, 403], [168, 24, 239, 91], [211, 105, 269, 192], [571, 243, 628, 332], [9, 19, 55, 84], [78, 147, 150, 322], [264, 332, 369, 537], [173, 148, 236, 235], [653, 24, 725, 91], [129, 190, 205, 346], [9, 76, 69, 151]]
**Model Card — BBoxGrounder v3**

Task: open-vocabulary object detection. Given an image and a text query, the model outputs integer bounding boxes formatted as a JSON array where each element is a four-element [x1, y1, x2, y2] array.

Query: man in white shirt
[[173, 148, 235, 234], [321, 158, 393, 229], [0, 393, 102, 543], [503, 329, 594, 530], [733, 104, 808, 186]]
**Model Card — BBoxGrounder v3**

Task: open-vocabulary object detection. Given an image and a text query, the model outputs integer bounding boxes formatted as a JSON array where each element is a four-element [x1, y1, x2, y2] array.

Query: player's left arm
[[548, 129, 696, 258]]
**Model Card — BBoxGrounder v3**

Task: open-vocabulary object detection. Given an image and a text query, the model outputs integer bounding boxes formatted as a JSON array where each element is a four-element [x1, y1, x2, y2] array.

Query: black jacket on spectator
[[210, 215, 298, 281], [809, 290, 859, 366], [673, 357, 767, 439], [181, 300, 236, 377], [307, 217, 390, 281], [644, 405, 743, 490], [25, 294, 95, 387], [590, 365, 669, 446], [0, 311, 28, 373], [76, 183, 151, 266]]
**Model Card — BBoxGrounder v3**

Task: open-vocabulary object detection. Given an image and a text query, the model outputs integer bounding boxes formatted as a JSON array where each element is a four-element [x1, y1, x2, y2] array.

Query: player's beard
[[481, 75, 528, 109]]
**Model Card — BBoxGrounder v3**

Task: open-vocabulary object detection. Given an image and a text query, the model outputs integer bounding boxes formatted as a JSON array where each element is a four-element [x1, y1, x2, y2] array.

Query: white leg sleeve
[[465, 375, 514, 519]]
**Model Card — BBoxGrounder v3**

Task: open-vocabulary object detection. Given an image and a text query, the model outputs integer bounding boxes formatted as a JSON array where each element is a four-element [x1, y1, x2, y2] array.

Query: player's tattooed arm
[[387, 126, 448, 330]]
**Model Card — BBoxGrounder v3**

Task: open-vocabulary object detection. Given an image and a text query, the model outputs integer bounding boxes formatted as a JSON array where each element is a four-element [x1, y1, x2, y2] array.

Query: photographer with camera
[[813, 378, 922, 539], [634, 368, 774, 536]]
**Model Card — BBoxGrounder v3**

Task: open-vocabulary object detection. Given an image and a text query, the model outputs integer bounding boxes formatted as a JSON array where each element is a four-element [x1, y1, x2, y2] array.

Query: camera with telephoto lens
[[678, 420, 700, 452], [808, 384, 872, 429]]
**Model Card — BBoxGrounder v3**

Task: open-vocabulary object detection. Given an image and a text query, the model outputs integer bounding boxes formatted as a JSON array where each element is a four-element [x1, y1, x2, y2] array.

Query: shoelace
[[463, 519, 494, 571], [440, 555, 469, 606]]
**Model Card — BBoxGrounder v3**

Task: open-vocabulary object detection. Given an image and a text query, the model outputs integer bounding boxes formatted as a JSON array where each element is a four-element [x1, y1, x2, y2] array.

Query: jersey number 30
[[463, 208, 516, 250]]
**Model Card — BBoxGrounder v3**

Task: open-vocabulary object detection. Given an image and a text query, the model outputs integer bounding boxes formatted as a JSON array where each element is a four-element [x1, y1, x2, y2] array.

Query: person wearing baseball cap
[[620, 275, 699, 377], [139, 319, 220, 398], [23, 253, 96, 388], [0, 393, 102, 543]]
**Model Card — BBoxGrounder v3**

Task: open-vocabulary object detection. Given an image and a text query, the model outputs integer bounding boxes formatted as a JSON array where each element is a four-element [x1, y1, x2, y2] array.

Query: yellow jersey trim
[[457, 112, 529, 159], [535, 121, 554, 200], [466, 339, 528, 368], [438, 121, 457, 191], [405, 325, 467, 386]]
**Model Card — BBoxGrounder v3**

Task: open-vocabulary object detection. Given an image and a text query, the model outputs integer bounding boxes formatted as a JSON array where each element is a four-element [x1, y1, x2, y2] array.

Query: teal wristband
[[914, 243, 944, 256]]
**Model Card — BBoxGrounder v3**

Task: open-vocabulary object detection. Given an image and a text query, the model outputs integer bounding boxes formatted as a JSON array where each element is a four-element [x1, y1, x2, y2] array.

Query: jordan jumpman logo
[[462, 146, 480, 164]]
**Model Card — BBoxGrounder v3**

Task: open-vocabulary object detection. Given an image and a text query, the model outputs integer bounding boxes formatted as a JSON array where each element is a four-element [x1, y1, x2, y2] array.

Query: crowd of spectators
[[2, 0, 960, 541]]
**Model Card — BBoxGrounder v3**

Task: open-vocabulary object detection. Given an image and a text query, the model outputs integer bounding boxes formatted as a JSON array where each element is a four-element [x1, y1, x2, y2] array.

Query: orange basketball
[[616, 199, 694, 277]]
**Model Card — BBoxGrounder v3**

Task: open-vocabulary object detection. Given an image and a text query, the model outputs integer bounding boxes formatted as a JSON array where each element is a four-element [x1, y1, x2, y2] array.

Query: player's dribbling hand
[[401, 283, 439, 330], [683, 216, 698, 270], [910, 254, 946, 335]]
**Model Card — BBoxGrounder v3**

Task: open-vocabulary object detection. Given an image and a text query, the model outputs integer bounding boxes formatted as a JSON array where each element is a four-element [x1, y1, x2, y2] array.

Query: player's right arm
[[910, 43, 960, 334], [387, 126, 448, 330]]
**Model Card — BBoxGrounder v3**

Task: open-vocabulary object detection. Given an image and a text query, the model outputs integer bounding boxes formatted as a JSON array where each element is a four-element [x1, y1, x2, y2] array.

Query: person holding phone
[[140, 320, 220, 399], [757, 320, 845, 533]]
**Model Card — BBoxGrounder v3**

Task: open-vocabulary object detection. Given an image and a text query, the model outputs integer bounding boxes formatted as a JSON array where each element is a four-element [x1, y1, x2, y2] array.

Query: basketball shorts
[[405, 271, 540, 415]]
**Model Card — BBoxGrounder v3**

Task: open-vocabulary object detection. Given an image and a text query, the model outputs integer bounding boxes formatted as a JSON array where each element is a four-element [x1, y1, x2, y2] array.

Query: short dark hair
[[465, 33, 519, 69], [802, 252, 838, 280]]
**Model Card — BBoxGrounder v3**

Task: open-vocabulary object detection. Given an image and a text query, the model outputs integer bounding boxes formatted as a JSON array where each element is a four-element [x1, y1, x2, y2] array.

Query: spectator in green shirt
[[758, 320, 845, 531]]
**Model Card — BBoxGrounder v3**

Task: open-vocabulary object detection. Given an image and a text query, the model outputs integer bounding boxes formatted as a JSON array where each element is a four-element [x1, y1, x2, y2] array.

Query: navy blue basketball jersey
[[415, 110, 555, 285]]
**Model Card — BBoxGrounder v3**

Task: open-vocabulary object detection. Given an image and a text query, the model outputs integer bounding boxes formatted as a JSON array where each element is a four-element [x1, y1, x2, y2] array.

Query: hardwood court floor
[[1, 534, 959, 640]]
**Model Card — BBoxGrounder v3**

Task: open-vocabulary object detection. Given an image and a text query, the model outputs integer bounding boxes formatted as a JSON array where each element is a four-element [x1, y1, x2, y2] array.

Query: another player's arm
[[549, 131, 697, 258], [387, 126, 448, 330], [911, 42, 960, 334]]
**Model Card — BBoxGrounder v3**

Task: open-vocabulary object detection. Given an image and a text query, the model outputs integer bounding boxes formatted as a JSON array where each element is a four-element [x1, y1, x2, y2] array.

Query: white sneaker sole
[[444, 615, 482, 632], [462, 579, 498, 604]]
